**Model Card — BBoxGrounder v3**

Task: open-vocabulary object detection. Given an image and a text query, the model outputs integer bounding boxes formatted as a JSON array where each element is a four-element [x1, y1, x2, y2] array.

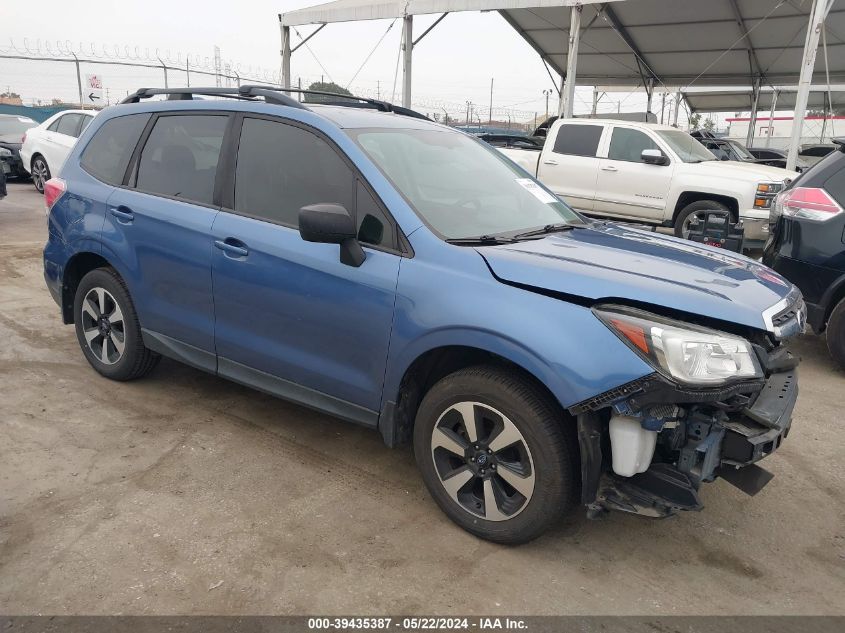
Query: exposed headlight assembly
[[594, 306, 763, 386]]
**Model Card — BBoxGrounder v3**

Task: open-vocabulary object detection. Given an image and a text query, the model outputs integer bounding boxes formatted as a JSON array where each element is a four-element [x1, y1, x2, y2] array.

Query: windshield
[[348, 127, 584, 240], [656, 130, 716, 163], [0, 117, 37, 137], [727, 140, 754, 160]]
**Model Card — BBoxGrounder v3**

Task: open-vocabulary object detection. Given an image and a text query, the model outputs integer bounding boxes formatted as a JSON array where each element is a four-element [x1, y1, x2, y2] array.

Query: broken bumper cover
[[579, 369, 798, 518]]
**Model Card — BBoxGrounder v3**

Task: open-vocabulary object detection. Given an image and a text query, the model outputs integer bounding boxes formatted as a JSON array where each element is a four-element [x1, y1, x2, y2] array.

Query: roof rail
[[120, 86, 307, 109], [119, 85, 431, 120]]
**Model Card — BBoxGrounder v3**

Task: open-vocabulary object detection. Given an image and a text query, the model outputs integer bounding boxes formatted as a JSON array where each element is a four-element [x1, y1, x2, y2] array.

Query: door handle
[[601, 165, 618, 172], [214, 238, 249, 258], [109, 207, 134, 223], [542, 159, 559, 165]]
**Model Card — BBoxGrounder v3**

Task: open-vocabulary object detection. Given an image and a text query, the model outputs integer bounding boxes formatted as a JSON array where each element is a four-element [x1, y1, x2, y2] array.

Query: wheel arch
[[672, 191, 739, 222], [821, 273, 845, 329], [378, 335, 574, 449], [60, 251, 113, 324]]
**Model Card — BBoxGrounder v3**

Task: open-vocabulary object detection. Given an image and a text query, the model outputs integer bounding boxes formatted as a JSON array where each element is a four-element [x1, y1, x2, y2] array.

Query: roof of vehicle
[[555, 118, 684, 133], [0, 113, 36, 122], [307, 104, 442, 130]]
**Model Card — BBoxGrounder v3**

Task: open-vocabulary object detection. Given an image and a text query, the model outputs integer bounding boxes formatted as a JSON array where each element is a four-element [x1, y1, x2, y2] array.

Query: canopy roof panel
[[279, 0, 602, 27], [682, 85, 845, 113], [281, 0, 845, 87]]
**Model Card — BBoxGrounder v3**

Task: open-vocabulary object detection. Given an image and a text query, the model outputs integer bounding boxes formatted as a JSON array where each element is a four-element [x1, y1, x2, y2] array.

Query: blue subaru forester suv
[[44, 86, 804, 543]]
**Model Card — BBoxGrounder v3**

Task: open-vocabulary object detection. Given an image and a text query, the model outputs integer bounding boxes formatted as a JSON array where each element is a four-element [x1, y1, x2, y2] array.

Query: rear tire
[[31, 155, 50, 193], [413, 365, 578, 544], [674, 199, 732, 239], [73, 267, 159, 381], [826, 298, 845, 370]]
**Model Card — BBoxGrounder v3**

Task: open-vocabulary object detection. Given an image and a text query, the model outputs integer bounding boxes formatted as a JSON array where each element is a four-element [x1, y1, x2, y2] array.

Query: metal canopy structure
[[682, 85, 845, 113], [279, 0, 840, 168]]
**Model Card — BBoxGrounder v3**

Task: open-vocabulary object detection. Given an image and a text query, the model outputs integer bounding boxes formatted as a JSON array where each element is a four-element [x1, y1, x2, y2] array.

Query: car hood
[[694, 159, 797, 180], [477, 223, 795, 332]]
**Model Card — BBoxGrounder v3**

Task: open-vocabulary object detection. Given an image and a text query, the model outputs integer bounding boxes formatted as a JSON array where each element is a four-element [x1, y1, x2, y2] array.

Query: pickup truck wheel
[[826, 298, 845, 370], [74, 268, 160, 381], [674, 200, 731, 239], [414, 365, 577, 544]]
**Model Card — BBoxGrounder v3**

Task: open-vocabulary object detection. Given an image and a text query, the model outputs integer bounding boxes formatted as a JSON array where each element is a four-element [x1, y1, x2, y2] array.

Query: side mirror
[[298, 203, 366, 267], [641, 149, 669, 166]]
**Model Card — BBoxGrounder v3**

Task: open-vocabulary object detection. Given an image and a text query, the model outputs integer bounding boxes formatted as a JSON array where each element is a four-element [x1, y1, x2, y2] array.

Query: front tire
[[73, 268, 159, 381], [674, 199, 732, 239], [414, 366, 578, 544], [31, 155, 50, 193], [827, 298, 845, 370]]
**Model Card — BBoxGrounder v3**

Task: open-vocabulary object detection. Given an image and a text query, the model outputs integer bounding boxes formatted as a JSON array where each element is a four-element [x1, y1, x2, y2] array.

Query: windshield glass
[[0, 117, 36, 137], [348, 128, 584, 240], [727, 140, 754, 160], [656, 130, 716, 163]]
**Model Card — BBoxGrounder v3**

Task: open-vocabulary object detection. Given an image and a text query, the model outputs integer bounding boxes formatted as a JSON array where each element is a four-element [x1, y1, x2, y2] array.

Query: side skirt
[[141, 328, 379, 429]]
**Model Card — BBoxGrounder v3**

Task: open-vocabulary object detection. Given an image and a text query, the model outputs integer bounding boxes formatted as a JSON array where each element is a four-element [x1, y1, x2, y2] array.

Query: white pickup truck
[[498, 118, 796, 243]]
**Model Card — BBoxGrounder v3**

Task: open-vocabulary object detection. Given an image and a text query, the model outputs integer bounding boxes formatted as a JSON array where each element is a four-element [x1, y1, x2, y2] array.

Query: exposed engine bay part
[[576, 368, 796, 519], [609, 414, 657, 477]]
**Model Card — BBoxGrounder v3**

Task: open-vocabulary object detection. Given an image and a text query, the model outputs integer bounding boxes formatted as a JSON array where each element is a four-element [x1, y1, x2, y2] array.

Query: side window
[[136, 115, 228, 206], [607, 127, 660, 162], [80, 113, 151, 185], [47, 117, 63, 133], [356, 181, 396, 249], [551, 124, 603, 157], [234, 118, 354, 226], [56, 113, 83, 138], [706, 142, 729, 161], [823, 164, 845, 208]]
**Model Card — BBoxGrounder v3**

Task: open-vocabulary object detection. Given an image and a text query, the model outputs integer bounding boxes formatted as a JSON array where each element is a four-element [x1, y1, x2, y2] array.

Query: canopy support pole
[[746, 78, 761, 147], [787, 0, 833, 171], [766, 89, 779, 147], [402, 15, 413, 108], [672, 90, 681, 126], [559, 5, 582, 117], [646, 78, 654, 113], [280, 22, 291, 90]]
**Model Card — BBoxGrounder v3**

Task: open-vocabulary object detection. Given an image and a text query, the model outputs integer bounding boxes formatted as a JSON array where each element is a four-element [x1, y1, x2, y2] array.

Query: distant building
[[726, 115, 844, 148], [0, 94, 23, 106]]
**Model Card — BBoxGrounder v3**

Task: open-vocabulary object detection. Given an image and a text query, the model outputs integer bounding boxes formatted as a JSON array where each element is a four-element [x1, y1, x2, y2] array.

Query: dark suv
[[763, 140, 845, 368]]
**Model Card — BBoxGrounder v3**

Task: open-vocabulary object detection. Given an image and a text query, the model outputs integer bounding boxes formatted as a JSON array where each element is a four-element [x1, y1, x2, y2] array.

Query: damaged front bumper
[[573, 364, 798, 519]]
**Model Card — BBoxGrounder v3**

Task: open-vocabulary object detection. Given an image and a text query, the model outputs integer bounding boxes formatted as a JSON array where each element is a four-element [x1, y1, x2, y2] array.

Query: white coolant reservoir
[[609, 414, 657, 477]]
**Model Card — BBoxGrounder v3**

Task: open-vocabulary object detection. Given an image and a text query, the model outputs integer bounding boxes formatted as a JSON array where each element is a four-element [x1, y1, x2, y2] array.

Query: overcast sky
[[2, 0, 677, 125]]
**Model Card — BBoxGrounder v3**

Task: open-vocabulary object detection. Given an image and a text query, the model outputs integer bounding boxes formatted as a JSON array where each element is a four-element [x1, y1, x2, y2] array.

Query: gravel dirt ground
[[0, 181, 843, 615]]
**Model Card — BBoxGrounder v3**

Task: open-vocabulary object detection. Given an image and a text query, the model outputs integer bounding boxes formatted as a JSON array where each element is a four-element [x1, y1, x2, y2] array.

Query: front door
[[211, 116, 401, 422], [594, 125, 674, 221]]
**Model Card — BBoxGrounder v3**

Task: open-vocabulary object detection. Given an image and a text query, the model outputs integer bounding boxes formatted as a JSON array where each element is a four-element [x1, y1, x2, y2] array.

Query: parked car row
[[41, 85, 807, 543]]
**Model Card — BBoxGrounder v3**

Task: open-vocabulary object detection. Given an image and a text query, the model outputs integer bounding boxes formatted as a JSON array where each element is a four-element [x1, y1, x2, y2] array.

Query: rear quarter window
[[823, 154, 845, 206], [80, 113, 151, 185]]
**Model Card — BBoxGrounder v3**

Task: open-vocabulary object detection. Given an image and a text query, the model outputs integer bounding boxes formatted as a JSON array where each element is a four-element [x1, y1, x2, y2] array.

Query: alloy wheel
[[430, 401, 535, 521], [80, 287, 126, 365], [32, 158, 49, 193]]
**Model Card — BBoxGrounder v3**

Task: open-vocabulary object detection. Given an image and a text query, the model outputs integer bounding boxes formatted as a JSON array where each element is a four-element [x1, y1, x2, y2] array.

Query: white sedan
[[20, 110, 96, 192]]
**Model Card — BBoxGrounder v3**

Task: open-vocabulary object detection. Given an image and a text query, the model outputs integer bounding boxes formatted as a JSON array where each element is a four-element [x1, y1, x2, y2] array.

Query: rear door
[[50, 113, 86, 173], [537, 122, 605, 211], [594, 125, 674, 221], [210, 115, 402, 420], [102, 112, 230, 365]]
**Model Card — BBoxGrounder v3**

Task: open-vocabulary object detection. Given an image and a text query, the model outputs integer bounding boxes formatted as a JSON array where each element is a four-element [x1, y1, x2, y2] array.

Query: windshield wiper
[[511, 223, 578, 240], [445, 235, 517, 246]]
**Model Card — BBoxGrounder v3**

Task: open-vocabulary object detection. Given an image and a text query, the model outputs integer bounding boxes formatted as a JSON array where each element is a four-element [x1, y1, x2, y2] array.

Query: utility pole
[[466, 100, 472, 125], [377, 80, 380, 100], [489, 77, 494, 126], [543, 89, 551, 119]]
